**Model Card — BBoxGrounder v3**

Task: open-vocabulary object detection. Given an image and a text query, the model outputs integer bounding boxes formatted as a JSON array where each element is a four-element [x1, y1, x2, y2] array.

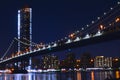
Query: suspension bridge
[[0, 2, 120, 70]]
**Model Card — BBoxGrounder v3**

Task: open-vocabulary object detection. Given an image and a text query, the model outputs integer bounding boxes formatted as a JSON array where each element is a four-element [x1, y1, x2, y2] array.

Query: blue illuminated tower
[[18, 7, 32, 69], [18, 7, 32, 52]]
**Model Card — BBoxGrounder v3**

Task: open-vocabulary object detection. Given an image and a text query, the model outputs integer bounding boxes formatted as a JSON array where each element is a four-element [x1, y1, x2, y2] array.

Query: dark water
[[0, 70, 120, 80]]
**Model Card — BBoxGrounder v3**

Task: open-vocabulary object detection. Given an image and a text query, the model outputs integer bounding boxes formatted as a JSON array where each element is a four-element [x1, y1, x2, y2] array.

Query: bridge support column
[[28, 57, 32, 70], [14, 62, 19, 70], [22, 61, 25, 70]]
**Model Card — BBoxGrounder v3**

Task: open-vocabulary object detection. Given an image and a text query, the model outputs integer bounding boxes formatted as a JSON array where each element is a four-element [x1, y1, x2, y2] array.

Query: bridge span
[[0, 29, 120, 65]]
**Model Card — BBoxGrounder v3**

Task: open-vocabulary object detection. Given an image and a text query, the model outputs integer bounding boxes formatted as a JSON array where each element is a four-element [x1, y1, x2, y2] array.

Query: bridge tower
[[18, 6, 32, 69]]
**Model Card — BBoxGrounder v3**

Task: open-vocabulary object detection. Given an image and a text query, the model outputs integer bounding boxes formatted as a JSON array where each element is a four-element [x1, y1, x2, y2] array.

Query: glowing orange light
[[69, 33, 75, 38], [77, 65, 79, 67], [100, 25, 104, 30], [76, 60, 80, 62], [115, 58, 119, 61], [91, 59, 94, 62], [11, 68, 14, 71], [115, 18, 120, 22], [70, 34, 74, 37], [26, 48, 28, 52]]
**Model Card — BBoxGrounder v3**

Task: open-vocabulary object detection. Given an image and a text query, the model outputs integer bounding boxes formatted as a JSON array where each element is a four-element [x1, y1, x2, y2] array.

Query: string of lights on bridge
[[0, 2, 120, 63]]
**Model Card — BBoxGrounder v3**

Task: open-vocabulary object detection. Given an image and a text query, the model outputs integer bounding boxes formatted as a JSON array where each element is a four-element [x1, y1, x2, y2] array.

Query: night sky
[[0, 0, 120, 59]]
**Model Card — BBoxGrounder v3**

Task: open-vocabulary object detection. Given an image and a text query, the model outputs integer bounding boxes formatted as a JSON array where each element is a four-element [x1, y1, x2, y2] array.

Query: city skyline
[[0, 0, 120, 58]]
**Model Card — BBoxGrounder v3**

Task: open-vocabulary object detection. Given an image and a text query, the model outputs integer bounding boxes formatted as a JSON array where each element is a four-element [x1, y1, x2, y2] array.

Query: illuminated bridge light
[[100, 25, 104, 30], [26, 51, 29, 54], [115, 17, 120, 22], [92, 21, 94, 24], [38, 48, 41, 51], [82, 27, 84, 30], [97, 17, 100, 20], [66, 39, 72, 44], [98, 30, 102, 34], [33, 49, 37, 52], [94, 30, 102, 37], [14, 55, 17, 57], [42, 46, 46, 50], [53, 43, 57, 47], [69, 33, 75, 38], [74, 37, 80, 42], [110, 7, 113, 10], [83, 34, 90, 39], [86, 24, 89, 27], [47, 45, 51, 48], [104, 12, 106, 15]]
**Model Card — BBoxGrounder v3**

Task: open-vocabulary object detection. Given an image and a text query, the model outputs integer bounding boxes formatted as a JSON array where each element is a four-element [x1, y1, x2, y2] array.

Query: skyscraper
[[18, 7, 32, 52]]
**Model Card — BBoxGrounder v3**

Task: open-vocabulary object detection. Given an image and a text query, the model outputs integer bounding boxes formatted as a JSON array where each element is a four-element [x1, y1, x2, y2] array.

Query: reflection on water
[[77, 72, 81, 80], [91, 71, 94, 80], [116, 71, 120, 79], [94, 70, 113, 80], [0, 70, 120, 80]]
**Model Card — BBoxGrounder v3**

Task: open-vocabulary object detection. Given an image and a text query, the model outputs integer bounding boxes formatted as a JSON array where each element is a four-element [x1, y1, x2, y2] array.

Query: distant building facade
[[94, 56, 112, 68], [41, 54, 60, 69], [18, 7, 32, 52]]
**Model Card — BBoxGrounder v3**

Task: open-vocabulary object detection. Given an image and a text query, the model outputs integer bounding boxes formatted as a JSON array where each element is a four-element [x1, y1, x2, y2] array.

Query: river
[[0, 70, 120, 80]]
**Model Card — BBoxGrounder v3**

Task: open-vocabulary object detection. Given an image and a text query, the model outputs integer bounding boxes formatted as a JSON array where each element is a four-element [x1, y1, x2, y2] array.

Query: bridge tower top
[[18, 7, 32, 52]]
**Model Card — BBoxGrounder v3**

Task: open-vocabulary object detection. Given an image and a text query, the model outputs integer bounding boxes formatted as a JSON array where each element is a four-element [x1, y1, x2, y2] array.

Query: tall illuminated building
[[18, 7, 32, 52], [18, 7, 32, 69]]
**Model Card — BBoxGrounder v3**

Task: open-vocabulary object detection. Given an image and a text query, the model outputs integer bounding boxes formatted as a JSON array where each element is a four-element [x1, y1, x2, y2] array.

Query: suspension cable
[[1, 39, 15, 60], [82, 5, 120, 33], [78, 3, 120, 34], [23, 38, 38, 45], [14, 37, 33, 46]]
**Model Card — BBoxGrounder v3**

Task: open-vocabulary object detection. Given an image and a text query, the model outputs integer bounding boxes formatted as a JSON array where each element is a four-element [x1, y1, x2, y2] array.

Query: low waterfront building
[[41, 54, 60, 69], [94, 56, 112, 68]]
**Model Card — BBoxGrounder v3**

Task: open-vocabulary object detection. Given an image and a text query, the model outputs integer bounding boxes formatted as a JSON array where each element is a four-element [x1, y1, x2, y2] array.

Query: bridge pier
[[19, 59, 28, 70], [28, 57, 32, 70]]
